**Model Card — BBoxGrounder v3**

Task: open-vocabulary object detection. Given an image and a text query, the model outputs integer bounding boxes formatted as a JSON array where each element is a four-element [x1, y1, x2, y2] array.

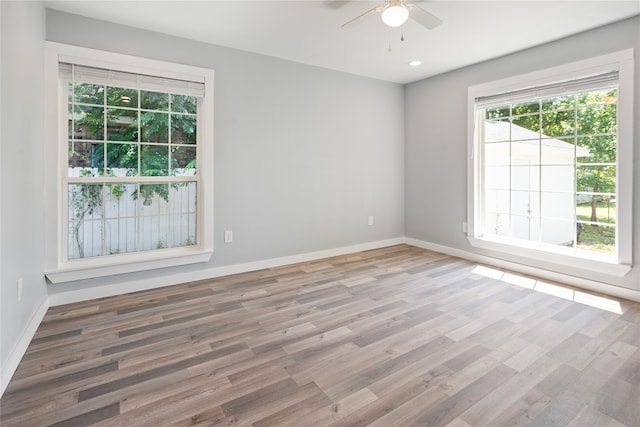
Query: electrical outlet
[[462, 222, 468, 233], [17, 278, 23, 302], [224, 230, 233, 243], [368, 216, 374, 226]]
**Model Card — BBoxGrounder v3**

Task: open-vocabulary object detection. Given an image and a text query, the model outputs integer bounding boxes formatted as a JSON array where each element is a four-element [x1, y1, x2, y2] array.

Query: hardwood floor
[[2, 245, 639, 426]]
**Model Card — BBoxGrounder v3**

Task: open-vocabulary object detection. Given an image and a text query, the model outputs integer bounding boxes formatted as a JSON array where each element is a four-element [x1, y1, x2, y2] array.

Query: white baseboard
[[1, 297, 49, 397], [405, 238, 640, 303], [48, 236, 640, 305], [48, 238, 405, 306]]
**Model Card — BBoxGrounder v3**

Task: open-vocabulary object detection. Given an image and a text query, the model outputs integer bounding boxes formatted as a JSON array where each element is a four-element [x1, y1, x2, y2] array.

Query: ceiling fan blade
[[342, 5, 379, 29], [408, 5, 443, 30]]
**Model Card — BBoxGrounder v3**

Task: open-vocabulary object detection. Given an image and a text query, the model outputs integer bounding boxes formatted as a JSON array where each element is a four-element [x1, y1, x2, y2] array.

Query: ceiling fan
[[342, 0, 442, 30]]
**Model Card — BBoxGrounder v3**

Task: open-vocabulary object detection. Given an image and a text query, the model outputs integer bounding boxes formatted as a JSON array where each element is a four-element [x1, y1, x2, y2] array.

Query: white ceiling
[[44, 1, 640, 84]]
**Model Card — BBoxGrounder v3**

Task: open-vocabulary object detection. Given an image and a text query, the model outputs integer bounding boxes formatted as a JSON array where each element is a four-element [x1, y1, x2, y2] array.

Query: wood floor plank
[[593, 376, 640, 426], [252, 391, 333, 427], [50, 402, 120, 427], [484, 387, 553, 427], [529, 363, 615, 426], [78, 343, 251, 402], [460, 355, 560, 426], [408, 364, 517, 426], [567, 406, 629, 427], [2, 244, 639, 426]]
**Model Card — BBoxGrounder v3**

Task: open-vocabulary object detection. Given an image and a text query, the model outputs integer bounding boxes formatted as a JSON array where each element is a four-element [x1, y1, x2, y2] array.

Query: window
[[45, 43, 214, 282], [467, 50, 633, 276]]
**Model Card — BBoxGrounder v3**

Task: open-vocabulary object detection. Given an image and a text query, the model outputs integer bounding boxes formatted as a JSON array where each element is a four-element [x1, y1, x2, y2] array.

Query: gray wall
[[45, 10, 405, 294], [405, 16, 640, 291], [1, 1, 48, 378]]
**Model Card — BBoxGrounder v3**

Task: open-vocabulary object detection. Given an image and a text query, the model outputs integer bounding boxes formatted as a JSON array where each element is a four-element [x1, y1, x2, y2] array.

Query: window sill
[[467, 236, 631, 278], [45, 249, 213, 284]]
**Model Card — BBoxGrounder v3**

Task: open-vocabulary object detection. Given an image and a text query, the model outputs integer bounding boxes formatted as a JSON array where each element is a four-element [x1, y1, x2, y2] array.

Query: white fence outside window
[[68, 168, 197, 260]]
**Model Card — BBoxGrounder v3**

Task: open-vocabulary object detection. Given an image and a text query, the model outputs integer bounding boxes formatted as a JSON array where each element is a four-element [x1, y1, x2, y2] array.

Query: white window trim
[[44, 42, 214, 283], [467, 49, 634, 278]]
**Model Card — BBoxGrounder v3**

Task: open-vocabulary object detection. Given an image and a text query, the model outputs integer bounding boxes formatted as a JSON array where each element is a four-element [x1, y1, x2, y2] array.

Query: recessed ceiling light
[[408, 60, 422, 67]]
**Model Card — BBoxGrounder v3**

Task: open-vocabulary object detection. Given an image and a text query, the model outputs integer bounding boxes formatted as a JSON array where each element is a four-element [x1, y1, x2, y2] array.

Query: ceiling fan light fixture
[[381, 5, 409, 27]]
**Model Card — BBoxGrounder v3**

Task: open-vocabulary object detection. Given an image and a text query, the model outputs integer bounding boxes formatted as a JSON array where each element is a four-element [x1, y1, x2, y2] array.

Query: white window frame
[[44, 42, 214, 283], [467, 49, 634, 277]]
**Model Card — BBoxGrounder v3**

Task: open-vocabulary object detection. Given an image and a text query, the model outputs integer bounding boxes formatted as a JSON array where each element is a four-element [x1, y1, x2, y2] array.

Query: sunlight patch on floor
[[471, 265, 623, 314], [534, 281, 575, 300], [501, 272, 536, 289]]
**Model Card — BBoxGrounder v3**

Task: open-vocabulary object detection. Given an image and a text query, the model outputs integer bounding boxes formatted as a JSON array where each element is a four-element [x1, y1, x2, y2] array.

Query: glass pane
[[104, 183, 136, 218], [72, 83, 104, 105], [511, 116, 540, 138], [485, 141, 511, 166], [485, 166, 509, 190], [486, 213, 510, 237], [576, 195, 616, 225], [485, 189, 509, 214], [484, 142, 509, 166], [541, 110, 575, 138], [104, 218, 135, 255], [512, 101, 539, 115], [141, 145, 169, 176], [106, 143, 138, 176], [577, 135, 616, 164], [103, 183, 137, 255], [511, 190, 538, 216], [141, 91, 169, 111], [541, 218, 575, 246], [171, 114, 197, 144], [485, 105, 511, 120], [577, 165, 616, 193], [511, 165, 539, 191], [71, 105, 104, 140], [577, 223, 615, 254], [541, 137, 575, 166], [107, 108, 138, 142], [542, 95, 574, 112], [136, 183, 167, 205], [511, 139, 539, 165], [529, 216, 541, 242], [68, 217, 103, 259], [171, 146, 197, 175], [141, 112, 169, 143], [540, 165, 574, 193], [485, 106, 510, 120], [170, 182, 197, 247], [484, 119, 511, 143], [577, 104, 617, 135], [137, 183, 170, 251], [511, 215, 531, 240], [68, 183, 104, 259], [541, 191, 574, 221], [171, 94, 197, 114], [107, 87, 138, 107], [577, 89, 617, 106], [68, 141, 104, 176]]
